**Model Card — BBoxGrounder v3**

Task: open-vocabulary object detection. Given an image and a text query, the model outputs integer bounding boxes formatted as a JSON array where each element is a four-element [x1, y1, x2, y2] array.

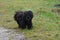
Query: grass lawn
[[0, 0, 60, 40]]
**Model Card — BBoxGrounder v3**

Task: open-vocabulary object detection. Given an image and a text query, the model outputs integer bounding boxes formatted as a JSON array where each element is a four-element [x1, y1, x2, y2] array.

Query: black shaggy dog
[[14, 10, 33, 29]]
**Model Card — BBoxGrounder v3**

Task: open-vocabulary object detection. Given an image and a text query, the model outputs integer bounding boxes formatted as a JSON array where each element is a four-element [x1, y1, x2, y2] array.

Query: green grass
[[0, 0, 60, 40]]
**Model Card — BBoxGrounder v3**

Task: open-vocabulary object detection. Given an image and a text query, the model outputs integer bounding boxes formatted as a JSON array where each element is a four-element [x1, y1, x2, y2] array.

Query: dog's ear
[[28, 10, 33, 18]]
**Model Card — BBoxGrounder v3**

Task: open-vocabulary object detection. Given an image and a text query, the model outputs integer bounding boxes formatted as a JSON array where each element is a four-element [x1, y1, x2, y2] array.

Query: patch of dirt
[[0, 26, 26, 40], [51, 8, 60, 15]]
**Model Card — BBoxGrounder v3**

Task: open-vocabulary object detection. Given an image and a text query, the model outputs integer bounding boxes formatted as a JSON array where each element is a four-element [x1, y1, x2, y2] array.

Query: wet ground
[[0, 26, 26, 40]]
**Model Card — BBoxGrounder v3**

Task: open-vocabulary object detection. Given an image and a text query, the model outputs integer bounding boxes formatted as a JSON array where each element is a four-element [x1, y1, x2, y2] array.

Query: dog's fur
[[14, 10, 33, 29]]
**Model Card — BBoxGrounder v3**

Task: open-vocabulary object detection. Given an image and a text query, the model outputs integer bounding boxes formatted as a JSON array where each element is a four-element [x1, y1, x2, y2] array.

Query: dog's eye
[[27, 16, 29, 19], [26, 16, 31, 20]]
